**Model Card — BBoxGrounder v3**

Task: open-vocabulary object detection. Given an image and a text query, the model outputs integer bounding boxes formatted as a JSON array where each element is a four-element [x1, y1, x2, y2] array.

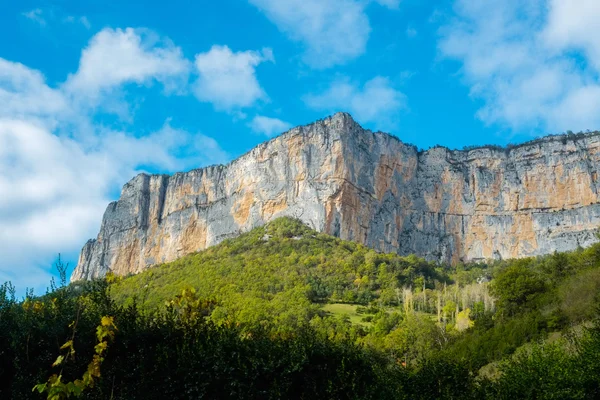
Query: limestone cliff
[[71, 112, 600, 280]]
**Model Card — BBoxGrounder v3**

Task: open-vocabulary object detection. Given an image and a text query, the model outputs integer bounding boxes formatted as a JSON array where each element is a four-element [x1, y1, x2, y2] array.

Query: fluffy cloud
[[543, 0, 600, 70], [2, 23, 285, 293], [0, 28, 228, 293], [65, 28, 190, 99], [248, 0, 397, 68], [439, 0, 600, 133], [0, 59, 67, 122], [193, 45, 273, 110], [99, 122, 229, 172], [304, 76, 405, 130], [66, 29, 273, 114], [249, 115, 292, 137], [0, 117, 224, 292], [0, 120, 109, 285]]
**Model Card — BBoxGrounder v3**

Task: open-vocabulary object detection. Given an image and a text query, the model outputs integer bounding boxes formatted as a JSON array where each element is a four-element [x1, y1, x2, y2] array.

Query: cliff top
[[132, 112, 600, 182]]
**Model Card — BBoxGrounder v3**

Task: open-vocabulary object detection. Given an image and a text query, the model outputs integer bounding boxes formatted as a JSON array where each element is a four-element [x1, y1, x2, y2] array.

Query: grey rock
[[71, 113, 600, 281]]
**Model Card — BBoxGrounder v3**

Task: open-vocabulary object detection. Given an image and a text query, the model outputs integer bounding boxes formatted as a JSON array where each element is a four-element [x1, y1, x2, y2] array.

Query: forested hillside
[[2, 218, 600, 399]]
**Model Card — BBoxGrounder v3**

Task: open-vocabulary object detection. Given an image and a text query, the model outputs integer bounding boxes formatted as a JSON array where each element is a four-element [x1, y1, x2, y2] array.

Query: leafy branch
[[33, 315, 117, 399]]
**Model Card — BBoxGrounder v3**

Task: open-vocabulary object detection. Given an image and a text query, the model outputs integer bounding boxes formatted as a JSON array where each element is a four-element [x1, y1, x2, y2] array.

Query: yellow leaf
[[60, 340, 73, 350], [52, 355, 64, 367], [94, 342, 108, 353]]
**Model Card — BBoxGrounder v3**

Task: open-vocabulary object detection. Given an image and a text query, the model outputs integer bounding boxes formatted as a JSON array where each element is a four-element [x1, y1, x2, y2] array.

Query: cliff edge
[[71, 112, 600, 280]]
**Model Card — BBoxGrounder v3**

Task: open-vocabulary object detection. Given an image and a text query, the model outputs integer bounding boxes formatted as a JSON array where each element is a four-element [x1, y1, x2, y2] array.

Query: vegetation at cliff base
[[2, 217, 600, 399]]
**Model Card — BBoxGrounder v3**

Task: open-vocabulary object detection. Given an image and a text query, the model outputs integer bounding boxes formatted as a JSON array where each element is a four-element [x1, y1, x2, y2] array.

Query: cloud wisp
[[22, 8, 91, 29], [22, 8, 46, 25], [64, 15, 91, 29]]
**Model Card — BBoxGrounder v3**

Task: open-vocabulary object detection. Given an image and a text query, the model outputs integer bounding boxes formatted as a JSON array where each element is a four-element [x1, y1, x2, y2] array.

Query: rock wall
[[71, 112, 600, 280]]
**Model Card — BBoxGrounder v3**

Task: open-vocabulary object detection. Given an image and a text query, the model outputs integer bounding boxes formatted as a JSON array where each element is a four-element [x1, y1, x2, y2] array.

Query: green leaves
[[490, 262, 546, 317], [7, 217, 600, 398], [109, 217, 447, 334], [31, 374, 84, 400]]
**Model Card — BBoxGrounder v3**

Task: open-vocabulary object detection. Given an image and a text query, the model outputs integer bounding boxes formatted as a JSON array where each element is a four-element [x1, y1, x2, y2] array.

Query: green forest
[[2, 217, 600, 399]]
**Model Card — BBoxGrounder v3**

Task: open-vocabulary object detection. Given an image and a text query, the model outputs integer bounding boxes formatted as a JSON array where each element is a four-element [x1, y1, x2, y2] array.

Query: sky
[[2, 0, 600, 294]]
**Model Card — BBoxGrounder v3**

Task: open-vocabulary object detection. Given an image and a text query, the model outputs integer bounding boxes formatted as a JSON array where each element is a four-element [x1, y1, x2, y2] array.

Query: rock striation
[[72, 112, 600, 281]]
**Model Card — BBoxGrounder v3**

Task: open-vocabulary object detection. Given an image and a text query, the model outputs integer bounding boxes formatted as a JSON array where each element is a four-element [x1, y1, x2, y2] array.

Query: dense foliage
[[111, 217, 448, 311], [2, 218, 600, 399], [0, 280, 410, 399]]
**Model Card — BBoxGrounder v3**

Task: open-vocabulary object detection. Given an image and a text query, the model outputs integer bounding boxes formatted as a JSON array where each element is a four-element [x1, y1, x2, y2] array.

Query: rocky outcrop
[[71, 113, 600, 280]]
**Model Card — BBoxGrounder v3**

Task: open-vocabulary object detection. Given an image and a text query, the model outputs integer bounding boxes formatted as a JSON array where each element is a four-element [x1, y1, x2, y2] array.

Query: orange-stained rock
[[71, 113, 600, 280]]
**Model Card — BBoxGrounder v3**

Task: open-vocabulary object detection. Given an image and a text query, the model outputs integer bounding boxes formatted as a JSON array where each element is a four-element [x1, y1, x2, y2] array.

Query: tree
[[455, 308, 474, 332], [442, 301, 456, 325], [490, 262, 546, 317]]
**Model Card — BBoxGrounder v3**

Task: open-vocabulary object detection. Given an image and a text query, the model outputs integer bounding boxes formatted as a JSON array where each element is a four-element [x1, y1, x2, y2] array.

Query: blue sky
[[2, 0, 600, 293]]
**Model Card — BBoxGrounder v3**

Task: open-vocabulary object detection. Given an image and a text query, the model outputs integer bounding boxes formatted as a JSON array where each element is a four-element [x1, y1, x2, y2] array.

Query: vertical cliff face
[[71, 112, 600, 281]]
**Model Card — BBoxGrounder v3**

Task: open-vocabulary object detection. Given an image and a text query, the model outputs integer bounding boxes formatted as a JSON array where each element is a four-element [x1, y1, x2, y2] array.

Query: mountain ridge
[[114, 112, 600, 184], [72, 112, 600, 281]]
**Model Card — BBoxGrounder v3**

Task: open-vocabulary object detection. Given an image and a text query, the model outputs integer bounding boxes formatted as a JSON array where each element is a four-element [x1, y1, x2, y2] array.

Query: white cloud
[[249, 115, 292, 137], [543, 0, 600, 70], [65, 28, 190, 100], [99, 122, 229, 172], [0, 59, 67, 122], [0, 120, 110, 249], [304, 76, 406, 130], [193, 45, 273, 110], [0, 117, 225, 293], [22, 8, 45, 25], [0, 119, 109, 291], [406, 27, 417, 38], [0, 27, 228, 293], [248, 0, 397, 68], [439, 0, 600, 133]]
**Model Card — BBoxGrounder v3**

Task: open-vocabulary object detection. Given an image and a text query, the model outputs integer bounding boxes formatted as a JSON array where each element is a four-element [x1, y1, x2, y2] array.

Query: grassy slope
[[110, 217, 445, 325], [109, 217, 600, 369], [322, 303, 372, 327]]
